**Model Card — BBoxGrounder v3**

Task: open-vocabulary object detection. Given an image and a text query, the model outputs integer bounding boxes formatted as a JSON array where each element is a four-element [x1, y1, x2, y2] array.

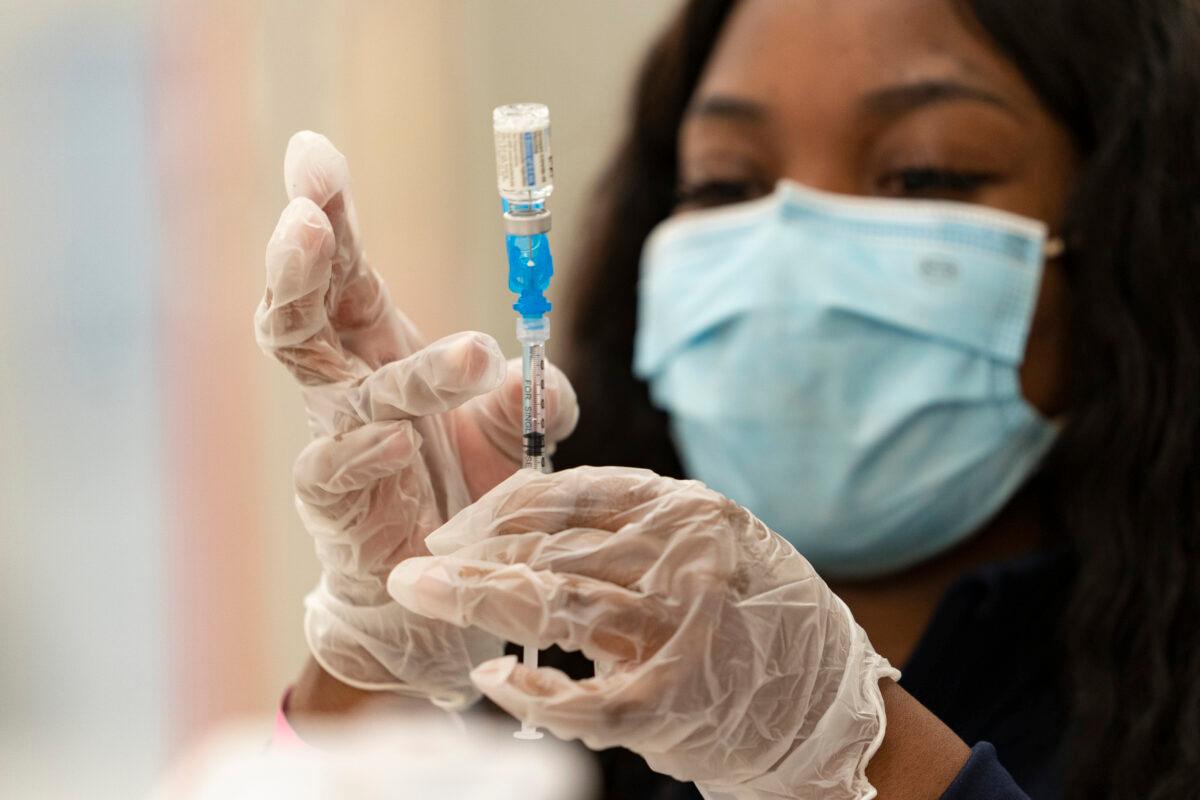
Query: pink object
[[272, 688, 319, 753]]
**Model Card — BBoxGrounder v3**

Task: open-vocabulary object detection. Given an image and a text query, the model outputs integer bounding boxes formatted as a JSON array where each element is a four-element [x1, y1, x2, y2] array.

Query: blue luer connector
[[506, 232, 553, 318], [501, 199, 553, 319]]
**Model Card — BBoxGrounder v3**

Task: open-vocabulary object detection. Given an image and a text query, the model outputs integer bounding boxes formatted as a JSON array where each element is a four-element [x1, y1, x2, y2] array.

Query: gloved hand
[[388, 467, 899, 799], [255, 131, 579, 709]]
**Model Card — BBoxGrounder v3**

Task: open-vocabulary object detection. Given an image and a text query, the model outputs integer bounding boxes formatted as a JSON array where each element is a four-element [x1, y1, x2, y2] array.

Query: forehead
[[698, 0, 1040, 116]]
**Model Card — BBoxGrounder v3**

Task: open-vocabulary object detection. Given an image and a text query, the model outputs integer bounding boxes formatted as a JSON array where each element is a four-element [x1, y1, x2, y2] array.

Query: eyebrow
[[687, 94, 769, 123], [862, 80, 1020, 119], [687, 80, 1021, 127]]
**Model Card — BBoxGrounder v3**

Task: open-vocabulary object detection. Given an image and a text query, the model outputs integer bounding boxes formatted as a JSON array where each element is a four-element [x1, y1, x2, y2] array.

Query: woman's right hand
[[255, 132, 578, 710], [388, 467, 902, 798]]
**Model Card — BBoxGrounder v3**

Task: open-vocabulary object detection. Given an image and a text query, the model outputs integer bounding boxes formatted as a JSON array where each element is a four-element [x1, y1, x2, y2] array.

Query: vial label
[[494, 126, 553, 193]]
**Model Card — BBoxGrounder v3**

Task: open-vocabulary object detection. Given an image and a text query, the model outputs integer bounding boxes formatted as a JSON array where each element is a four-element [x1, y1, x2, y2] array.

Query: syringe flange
[[503, 209, 552, 236], [516, 315, 550, 344]]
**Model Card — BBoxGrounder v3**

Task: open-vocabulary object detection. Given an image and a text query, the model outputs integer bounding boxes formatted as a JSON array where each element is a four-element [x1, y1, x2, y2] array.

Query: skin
[[291, 0, 1079, 795], [677, 0, 1077, 794], [680, 0, 1077, 661]]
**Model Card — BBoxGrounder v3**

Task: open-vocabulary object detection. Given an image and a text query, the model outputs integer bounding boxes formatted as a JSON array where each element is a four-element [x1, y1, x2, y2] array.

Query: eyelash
[[674, 180, 759, 208], [878, 167, 997, 197], [675, 168, 998, 209]]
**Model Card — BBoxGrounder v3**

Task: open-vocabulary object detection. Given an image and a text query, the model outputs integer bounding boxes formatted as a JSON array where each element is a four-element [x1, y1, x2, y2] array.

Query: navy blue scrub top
[[574, 548, 1073, 800]]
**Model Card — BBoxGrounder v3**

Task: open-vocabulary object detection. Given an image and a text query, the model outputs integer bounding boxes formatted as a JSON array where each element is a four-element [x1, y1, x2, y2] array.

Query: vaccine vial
[[493, 103, 554, 205]]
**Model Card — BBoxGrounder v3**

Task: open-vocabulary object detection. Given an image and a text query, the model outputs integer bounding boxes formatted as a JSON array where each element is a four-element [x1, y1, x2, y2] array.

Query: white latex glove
[[388, 467, 899, 799], [255, 131, 579, 709]]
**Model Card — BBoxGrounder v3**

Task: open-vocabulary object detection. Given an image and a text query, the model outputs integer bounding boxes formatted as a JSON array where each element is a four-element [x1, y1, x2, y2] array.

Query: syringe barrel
[[493, 104, 554, 205]]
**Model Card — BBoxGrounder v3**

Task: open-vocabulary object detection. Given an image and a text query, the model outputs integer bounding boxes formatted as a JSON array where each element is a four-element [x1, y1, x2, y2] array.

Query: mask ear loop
[[1040, 234, 1070, 431]]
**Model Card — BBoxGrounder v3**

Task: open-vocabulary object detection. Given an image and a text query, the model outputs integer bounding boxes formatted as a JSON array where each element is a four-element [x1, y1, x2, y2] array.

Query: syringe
[[493, 103, 555, 740], [519, 320, 548, 472]]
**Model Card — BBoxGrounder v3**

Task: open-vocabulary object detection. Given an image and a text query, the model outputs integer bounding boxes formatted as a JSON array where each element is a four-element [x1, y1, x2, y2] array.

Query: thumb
[[470, 656, 640, 751], [466, 359, 580, 462]]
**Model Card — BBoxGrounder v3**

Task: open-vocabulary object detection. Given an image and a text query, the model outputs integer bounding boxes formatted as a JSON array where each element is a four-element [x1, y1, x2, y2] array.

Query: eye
[[673, 179, 760, 210], [877, 167, 997, 199]]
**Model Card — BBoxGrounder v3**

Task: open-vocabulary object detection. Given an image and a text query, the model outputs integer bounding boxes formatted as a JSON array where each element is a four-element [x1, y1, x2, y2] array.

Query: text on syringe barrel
[[522, 341, 547, 472]]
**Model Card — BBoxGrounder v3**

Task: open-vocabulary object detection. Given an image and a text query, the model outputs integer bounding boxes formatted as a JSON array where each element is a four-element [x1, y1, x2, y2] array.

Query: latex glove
[[255, 131, 579, 709], [388, 467, 899, 799]]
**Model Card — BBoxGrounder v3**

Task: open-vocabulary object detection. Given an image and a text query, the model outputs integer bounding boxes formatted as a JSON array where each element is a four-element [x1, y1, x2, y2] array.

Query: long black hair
[[553, 1, 1200, 798]]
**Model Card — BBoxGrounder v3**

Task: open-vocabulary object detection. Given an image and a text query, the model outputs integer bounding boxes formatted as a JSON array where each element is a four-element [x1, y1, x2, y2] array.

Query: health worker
[[253, 1, 1200, 798]]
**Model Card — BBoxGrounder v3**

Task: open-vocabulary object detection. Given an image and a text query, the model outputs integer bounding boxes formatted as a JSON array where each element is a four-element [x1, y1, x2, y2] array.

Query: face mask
[[633, 180, 1061, 579]]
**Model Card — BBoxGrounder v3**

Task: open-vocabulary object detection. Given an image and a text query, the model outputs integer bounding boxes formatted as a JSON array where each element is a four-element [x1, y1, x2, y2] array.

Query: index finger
[[256, 197, 361, 385], [423, 466, 733, 556], [388, 555, 673, 664], [285, 131, 423, 366]]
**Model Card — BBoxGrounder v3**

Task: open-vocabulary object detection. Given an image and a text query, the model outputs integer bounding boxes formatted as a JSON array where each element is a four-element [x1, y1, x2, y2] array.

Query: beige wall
[[1, 4, 683, 791]]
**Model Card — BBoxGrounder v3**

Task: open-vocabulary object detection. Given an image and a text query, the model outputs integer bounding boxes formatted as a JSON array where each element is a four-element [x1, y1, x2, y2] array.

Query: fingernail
[[386, 557, 436, 608], [425, 524, 485, 557], [384, 424, 419, 459], [470, 655, 518, 690], [463, 332, 506, 389], [388, 557, 470, 625]]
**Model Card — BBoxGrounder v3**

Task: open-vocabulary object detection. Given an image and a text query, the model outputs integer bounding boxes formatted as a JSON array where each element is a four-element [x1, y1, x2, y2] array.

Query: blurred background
[[0, 1, 679, 796]]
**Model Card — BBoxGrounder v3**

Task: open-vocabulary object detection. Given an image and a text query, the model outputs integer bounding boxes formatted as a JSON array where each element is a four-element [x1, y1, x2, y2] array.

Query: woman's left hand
[[388, 466, 900, 800], [255, 132, 580, 709]]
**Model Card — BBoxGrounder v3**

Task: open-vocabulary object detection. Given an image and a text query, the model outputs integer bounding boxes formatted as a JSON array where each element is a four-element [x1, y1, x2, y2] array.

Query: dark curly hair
[[553, 1, 1200, 798]]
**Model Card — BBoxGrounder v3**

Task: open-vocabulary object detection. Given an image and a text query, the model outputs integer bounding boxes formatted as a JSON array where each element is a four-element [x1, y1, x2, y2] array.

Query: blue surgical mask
[[634, 180, 1061, 579]]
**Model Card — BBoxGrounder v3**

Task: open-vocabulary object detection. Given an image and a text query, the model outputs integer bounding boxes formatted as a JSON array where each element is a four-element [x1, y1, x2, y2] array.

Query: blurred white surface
[[154, 714, 598, 800]]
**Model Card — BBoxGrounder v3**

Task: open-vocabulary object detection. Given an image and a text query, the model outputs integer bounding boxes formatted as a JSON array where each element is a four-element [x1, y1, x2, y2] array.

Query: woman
[[255, 0, 1200, 797]]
